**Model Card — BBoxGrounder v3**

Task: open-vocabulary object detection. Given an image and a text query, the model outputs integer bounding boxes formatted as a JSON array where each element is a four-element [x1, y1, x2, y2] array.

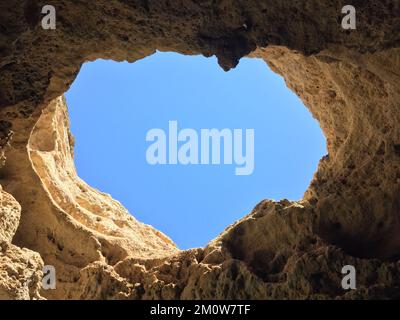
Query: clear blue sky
[[65, 52, 326, 249]]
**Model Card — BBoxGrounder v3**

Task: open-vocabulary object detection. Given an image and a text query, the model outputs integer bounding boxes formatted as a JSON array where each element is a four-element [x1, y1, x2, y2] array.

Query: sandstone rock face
[[0, 187, 43, 299], [0, 1, 399, 299]]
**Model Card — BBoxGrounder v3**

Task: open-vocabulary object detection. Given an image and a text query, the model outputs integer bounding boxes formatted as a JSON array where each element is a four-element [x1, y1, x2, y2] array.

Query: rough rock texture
[[0, 186, 43, 299], [0, 1, 400, 299]]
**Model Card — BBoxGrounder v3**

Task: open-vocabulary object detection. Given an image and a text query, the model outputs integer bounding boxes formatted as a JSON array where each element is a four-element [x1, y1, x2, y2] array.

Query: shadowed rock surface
[[0, 0, 399, 299]]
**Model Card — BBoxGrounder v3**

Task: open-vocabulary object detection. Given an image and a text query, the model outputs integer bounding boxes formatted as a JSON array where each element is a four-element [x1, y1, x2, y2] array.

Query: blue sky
[[65, 52, 326, 249]]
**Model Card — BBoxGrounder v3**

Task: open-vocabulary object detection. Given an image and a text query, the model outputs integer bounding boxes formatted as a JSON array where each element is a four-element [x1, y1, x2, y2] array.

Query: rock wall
[[0, 0, 399, 299], [0, 186, 43, 299]]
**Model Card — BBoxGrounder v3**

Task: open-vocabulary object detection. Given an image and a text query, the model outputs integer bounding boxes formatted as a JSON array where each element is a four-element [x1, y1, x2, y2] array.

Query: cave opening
[[65, 52, 326, 249]]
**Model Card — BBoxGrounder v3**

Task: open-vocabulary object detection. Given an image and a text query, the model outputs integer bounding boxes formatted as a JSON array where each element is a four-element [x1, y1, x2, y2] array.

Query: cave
[[65, 54, 325, 250], [0, 1, 399, 300]]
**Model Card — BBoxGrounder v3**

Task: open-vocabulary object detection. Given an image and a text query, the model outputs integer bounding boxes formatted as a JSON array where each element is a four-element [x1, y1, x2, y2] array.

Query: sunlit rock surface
[[0, 1, 399, 299]]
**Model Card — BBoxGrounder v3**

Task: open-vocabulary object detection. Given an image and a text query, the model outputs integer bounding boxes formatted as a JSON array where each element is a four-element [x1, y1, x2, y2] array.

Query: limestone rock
[[0, 0, 399, 299], [0, 187, 43, 299], [0, 186, 20, 243], [0, 243, 43, 300]]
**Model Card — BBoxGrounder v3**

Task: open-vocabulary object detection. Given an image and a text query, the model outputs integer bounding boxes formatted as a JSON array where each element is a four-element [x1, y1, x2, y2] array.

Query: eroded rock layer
[[0, 0, 399, 299]]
